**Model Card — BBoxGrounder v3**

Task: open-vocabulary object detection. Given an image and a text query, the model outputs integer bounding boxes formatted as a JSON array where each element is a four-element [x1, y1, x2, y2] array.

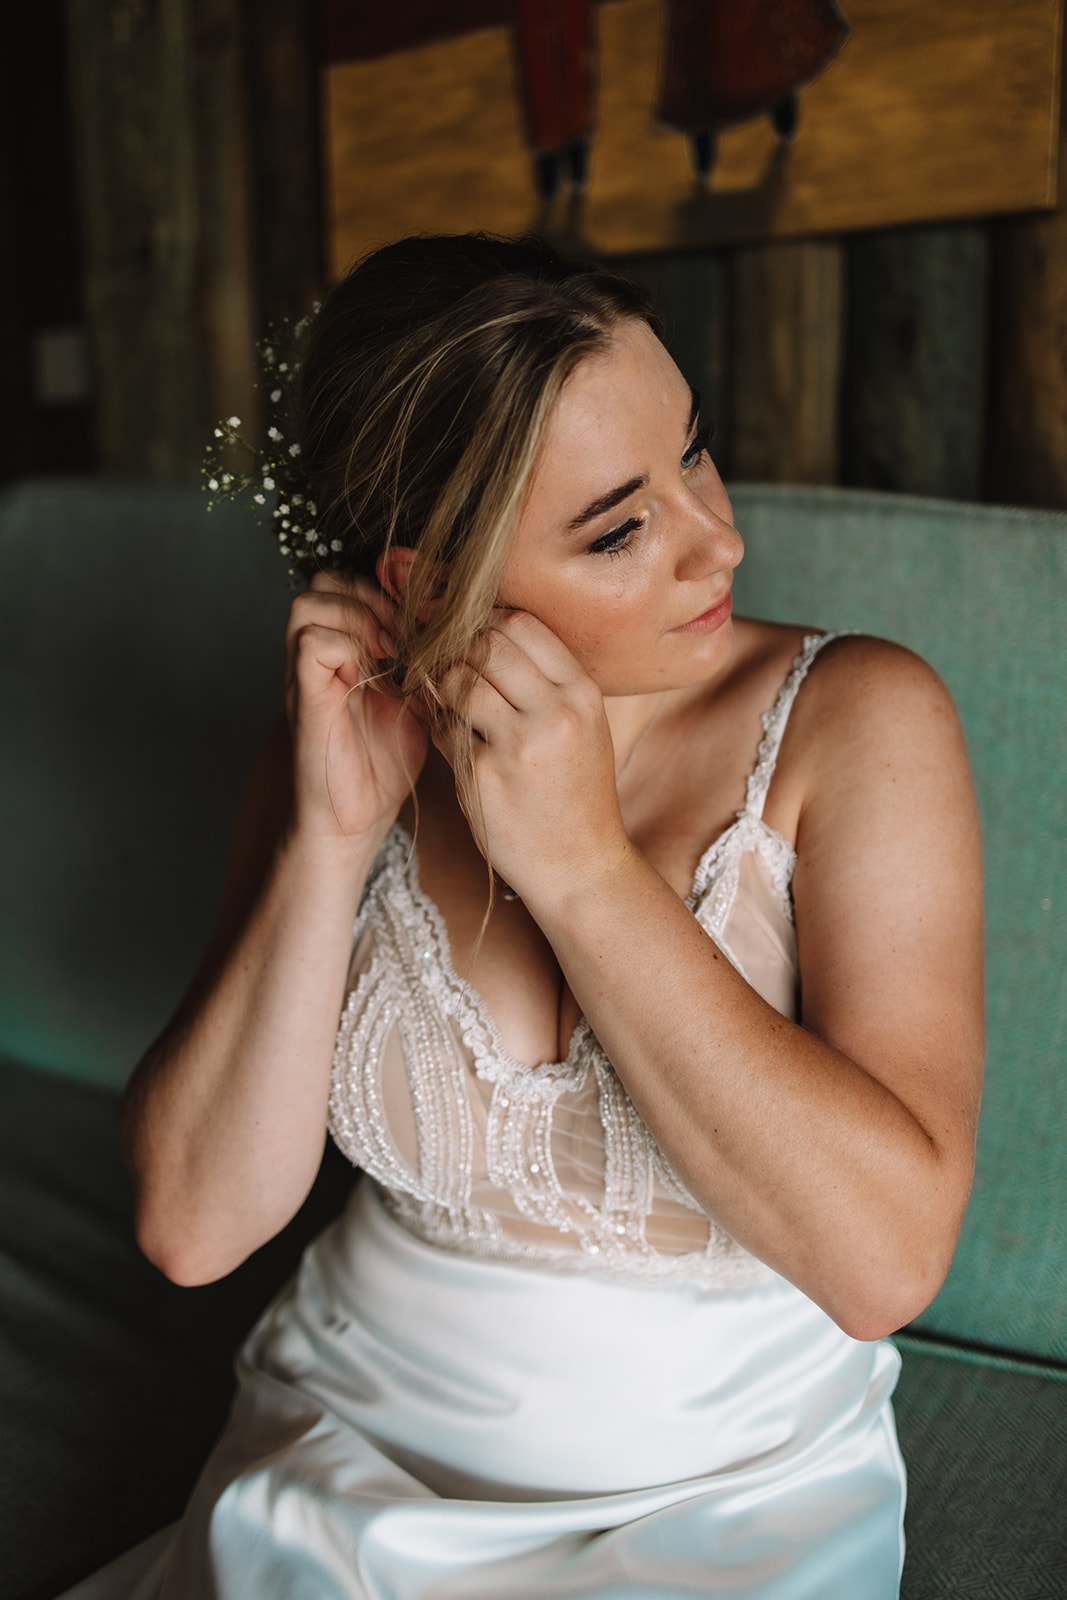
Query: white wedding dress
[[63, 632, 906, 1599]]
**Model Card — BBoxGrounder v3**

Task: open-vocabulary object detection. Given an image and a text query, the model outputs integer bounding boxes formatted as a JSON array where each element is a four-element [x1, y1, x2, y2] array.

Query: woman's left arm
[[454, 624, 984, 1340]]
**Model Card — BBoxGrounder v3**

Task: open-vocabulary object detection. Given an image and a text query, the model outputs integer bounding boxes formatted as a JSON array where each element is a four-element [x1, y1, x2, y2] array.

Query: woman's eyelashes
[[588, 517, 643, 557], [681, 422, 715, 471], [587, 422, 716, 558]]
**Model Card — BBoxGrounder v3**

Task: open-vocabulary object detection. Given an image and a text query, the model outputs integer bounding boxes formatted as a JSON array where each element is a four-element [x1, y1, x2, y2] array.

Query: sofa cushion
[[891, 1336, 1067, 1599], [730, 485, 1067, 1362], [0, 1057, 354, 1600], [0, 479, 291, 1091]]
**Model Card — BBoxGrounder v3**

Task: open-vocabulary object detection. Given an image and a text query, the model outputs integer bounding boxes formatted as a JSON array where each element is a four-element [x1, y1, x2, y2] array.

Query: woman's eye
[[588, 517, 642, 556], [681, 422, 715, 471]]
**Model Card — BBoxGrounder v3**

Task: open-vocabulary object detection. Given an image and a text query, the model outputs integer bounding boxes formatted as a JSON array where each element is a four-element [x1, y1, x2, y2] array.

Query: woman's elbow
[[132, 1195, 252, 1287], [828, 1230, 962, 1343]]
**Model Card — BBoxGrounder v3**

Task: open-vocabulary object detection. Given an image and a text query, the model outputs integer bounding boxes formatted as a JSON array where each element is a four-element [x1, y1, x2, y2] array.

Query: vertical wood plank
[[66, 0, 313, 477], [730, 239, 844, 485], [989, 89, 1067, 509], [246, 0, 324, 327], [615, 252, 729, 472], [842, 224, 989, 500], [67, 0, 203, 477], [0, 63, 33, 481], [192, 0, 259, 443]]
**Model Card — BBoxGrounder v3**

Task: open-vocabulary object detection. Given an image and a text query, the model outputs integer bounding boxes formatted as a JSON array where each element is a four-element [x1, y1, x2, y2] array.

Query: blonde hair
[[299, 234, 659, 841]]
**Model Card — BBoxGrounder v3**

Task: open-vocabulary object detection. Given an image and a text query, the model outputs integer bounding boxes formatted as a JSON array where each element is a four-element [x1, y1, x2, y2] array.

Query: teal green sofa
[[1, 479, 1065, 1597]]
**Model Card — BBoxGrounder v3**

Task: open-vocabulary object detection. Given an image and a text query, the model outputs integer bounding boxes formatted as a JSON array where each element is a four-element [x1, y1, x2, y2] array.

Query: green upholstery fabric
[[0, 1058, 354, 1600], [891, 1338, 1067, 1598], [729, 485, 1067, 1363], [0, 480, 291, 1089]]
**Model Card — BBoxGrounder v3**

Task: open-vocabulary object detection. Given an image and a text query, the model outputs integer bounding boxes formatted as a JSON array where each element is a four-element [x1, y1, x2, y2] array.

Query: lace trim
[[380, 825, 594, 1101], [744, 631, 852, 821], [378, 1187, 772, 1288], [689, 814, 798, 957]]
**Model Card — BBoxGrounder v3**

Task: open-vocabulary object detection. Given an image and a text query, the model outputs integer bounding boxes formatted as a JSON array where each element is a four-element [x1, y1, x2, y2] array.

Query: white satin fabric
[[65, 1182, 904, 1599]]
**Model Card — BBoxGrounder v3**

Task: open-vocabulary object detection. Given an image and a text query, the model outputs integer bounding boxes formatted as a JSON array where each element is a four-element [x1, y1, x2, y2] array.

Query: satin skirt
[[62, 1182, 905, 1599]]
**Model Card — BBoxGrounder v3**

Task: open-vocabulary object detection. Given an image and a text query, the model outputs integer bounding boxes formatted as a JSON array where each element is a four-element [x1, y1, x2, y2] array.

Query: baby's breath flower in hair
[[201, 304, 325, 582]]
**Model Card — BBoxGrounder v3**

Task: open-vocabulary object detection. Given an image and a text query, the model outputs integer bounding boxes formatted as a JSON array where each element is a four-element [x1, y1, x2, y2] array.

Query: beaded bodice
[[328, 633, 840, 1287]]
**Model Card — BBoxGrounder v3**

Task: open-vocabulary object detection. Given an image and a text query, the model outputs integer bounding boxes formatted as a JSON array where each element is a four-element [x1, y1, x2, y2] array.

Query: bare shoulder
[[733, 627, 974, 863], [801, 630, 954, 718], [779, 632, 964, 793]]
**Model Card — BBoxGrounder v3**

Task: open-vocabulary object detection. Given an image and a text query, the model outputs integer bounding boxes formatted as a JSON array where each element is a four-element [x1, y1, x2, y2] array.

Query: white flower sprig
[[202, 306, 340, 581]]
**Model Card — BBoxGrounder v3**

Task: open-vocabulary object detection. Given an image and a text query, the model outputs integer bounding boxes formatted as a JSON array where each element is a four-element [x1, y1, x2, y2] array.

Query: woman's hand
[[434, 609, 630, 899], [284, 572, 428, 846]]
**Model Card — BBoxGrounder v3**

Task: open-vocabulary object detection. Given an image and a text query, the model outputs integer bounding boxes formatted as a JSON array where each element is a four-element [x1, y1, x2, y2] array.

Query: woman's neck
[[605, 691, 670, 783]]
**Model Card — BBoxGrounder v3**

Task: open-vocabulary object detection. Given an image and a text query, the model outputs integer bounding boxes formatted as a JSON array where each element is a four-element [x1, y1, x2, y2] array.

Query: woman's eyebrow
[[567, 474, 648, 532], [565, 387, 701, 534]]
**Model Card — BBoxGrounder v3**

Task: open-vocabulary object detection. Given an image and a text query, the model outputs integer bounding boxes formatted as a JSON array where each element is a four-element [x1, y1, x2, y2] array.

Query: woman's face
[[497, 318, 744, 698]]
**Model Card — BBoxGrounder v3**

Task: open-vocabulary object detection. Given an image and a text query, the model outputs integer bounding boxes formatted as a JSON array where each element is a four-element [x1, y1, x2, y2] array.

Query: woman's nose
[[675, 492, 744, 580]]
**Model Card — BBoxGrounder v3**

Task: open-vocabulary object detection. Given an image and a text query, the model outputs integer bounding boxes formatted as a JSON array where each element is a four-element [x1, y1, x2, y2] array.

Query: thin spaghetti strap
[[742, 632, 855, 821]]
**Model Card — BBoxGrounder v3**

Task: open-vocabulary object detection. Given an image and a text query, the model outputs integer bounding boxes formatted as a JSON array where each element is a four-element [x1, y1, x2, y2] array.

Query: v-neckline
[[385, 811, 789, 1080], [378, 632, 825, 1078]]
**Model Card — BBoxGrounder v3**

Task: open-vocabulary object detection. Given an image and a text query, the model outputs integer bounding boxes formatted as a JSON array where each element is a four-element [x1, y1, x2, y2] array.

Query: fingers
[[287, 580, 398, 668], [433, 612, 603, 777], [310, 571, 398, 635], [484, 608, 586, 690], [437, 610, 586, 720]]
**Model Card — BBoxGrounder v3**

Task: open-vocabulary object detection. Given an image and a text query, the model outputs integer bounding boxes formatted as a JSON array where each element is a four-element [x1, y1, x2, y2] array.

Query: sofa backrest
[[0, 479, 291, 1090], [4, 478, 1065, 1363], [730, 483, 1067, 1363]]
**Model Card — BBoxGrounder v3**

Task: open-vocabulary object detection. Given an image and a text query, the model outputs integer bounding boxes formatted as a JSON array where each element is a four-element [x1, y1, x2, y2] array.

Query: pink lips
[[672, 591, 733, 635]]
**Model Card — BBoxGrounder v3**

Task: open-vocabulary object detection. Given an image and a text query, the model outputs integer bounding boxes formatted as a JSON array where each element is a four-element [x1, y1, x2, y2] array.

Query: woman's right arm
[[122, 577, 426, 1286]]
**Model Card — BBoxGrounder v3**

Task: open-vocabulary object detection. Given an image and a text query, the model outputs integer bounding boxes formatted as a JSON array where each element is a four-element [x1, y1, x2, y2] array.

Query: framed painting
[[323, 0, 1063, 271]]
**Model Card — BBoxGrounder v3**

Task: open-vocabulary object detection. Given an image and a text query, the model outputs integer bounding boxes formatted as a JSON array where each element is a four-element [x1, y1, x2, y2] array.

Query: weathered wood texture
[[0, 80, 32, 481], [67, 0, 321, 479], [842, 225, 989, 500], [193, 0, 259, 451], [729, 239, 844, 484], [68, 0, 205, 477], [989, 90, 1067, 509], [246, 0, 324, 329]]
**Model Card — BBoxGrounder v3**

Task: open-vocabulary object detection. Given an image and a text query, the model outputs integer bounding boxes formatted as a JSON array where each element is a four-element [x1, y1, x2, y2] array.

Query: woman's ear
[[375, 546, 418, 601], [376, 546, 449, 621]]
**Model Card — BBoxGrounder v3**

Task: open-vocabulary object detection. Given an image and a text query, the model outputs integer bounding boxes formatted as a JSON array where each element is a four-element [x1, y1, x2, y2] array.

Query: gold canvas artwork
[[325, 0, 1062, 274]]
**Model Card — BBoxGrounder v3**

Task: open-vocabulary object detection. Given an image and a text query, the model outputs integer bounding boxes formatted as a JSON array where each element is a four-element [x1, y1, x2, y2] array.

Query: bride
[[70, 233, 983, 1598]]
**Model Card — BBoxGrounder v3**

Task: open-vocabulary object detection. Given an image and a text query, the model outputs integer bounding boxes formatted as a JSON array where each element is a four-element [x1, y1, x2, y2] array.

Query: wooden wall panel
[[67, 0, 321, 479], [843, 225, 989, 500], [246, 0, 324, 330], [194, 0, 259, 451], [68, 0, 205, 477], [730, 241, 844, 485], [989, 85, 1067, 509]]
